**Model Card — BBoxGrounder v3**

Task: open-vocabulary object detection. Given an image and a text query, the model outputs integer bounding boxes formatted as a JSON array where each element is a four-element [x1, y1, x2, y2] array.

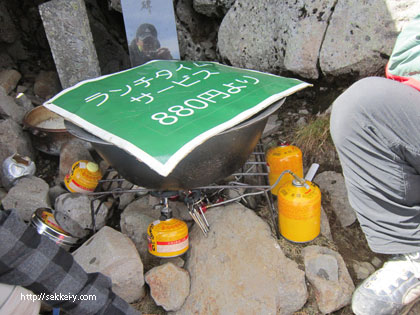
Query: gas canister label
[[156, 235, 189, 253]]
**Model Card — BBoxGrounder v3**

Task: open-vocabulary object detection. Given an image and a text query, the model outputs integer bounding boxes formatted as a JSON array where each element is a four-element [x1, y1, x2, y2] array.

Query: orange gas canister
[[266, 143, 303, 195], [277, 179, 321, 243], [64, 160, 102, 193], [147, 218, 189, 258]]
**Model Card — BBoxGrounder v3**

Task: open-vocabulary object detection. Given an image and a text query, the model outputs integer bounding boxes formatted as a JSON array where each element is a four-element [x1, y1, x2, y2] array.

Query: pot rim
[[65, 98, 285, 145], [23, 106, 68, 133]]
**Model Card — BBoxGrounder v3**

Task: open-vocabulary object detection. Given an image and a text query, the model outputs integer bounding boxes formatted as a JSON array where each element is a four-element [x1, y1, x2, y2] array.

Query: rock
[[54, 193, 109, 237], [0, 118, 34, 181], [176, 0, 218, 61], [58, 139, 93, 182], [371, 256, 382, 268], [320, 0, 420, 78], [296, 116, 307, 127], [226, 186, 259, 210], [102, 172, 136, 210], [0, 69, 21, 94], [120, 197, 160, 270], [218, 0, 336, 79], [147, 195, 192, 222], [0, 2, 18, 43], [39, 0, 101, 89], [306, 254, 339, 282], [218, 0, 419, 79], [16, 85, 27, 94], [6, 41, 30, 62], [86, 2, 130, 75], [145, 263, 190, 311], [33, 71, 61, 99], [1, 176, 50, 221], [320, 206, 333, 240], [54, 211, 90, 239], [0, 53, 15, 70], [48, 184, 67, 206], [0, 187, 6, 201], [118, 191, 136, 210], [283, 0, 336, 79], [353, 261, 375, 280], [0, 87, 26, 123], [314, 171, 357, 227], [262, 114, 281, 137], [303, 245, 355, 314], [160, 257, 185, 268], [73, 226, 145, 303], [14, 93, 33, 115], [108, 0, 122, 12], [174, 203, 307, 315], [193, 0, 235, 17]]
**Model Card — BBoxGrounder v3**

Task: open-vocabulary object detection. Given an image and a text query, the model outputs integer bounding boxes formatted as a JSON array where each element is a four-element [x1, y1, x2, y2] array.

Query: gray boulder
[[0, 86, 26, 123], [2, 176, 50, 221], [353, 260, 375, 280], [176, 0, 218, 61], [193, 0, 235, 17], [0, 1, 18, 43], [33, 71, 61, 99], [218, 0, 420, 79], [73, 226, 145, 303], [39, 0, 101, 89], [0, 69, 21, 94], [58, 139, 93, 182], [303, 245, 355, 314], [54, 193, 109, 238], [174, 203, 307, 315], [145, 262, 190, 311], [320, 0, 420, 77], [218, 0, 336, 79], [120, 197, 160, 270], [315, 171, 357, 227]]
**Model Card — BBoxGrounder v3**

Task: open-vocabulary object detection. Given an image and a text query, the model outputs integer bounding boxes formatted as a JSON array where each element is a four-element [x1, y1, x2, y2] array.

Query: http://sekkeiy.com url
[[21, 292, 97, 303]]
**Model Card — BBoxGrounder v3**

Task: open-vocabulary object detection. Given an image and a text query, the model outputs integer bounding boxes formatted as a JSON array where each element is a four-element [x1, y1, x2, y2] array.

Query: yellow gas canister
[[277, 179, 321, 243], [64, 160, 102, 193], [147, 218, 189, 258], [266, 143, 303, 195]]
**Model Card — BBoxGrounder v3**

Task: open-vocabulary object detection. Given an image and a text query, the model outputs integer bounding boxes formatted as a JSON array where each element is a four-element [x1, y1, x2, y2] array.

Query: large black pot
[[65, 99, 285, 190]]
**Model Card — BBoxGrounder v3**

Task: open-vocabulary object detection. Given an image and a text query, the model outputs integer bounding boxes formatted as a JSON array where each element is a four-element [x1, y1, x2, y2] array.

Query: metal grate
[[88, 141, 279, 237]]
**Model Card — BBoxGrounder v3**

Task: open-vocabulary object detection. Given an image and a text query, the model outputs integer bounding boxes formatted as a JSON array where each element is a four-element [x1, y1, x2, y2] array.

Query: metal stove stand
[[88, 142, 279, 237]]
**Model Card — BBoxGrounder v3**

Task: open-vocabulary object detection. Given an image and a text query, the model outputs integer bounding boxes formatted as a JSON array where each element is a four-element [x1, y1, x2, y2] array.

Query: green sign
[[44, 60, 310, 176]]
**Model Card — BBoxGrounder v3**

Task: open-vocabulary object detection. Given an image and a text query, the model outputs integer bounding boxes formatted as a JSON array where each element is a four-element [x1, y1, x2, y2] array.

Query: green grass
[[292, 113, 333, 155]]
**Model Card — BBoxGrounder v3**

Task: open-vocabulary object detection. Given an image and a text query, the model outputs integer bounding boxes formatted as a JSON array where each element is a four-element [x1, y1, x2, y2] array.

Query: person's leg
[[330, 77, 420, 315], [330, 77, 420, 254]]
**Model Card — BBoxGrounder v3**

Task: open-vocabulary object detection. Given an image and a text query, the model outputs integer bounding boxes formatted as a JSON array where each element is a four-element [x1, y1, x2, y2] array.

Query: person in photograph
[[128, 23, 173, 66]]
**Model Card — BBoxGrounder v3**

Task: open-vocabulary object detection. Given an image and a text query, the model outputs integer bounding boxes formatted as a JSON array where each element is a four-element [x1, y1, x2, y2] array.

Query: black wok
[[65, 99, 285, 190]]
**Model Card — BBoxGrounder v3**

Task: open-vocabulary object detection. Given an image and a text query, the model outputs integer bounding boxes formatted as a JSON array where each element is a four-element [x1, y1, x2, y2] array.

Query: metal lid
[[87, 162, 99, 173], [31, 208, 80, 246]]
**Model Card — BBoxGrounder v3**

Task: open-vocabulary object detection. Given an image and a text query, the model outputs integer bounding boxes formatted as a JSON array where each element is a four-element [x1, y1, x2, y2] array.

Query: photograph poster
[[121, 0, 180, 67]]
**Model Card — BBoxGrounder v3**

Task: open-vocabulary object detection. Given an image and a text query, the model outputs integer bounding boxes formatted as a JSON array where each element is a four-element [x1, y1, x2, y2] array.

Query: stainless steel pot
[[65, 99, 285, 190]]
